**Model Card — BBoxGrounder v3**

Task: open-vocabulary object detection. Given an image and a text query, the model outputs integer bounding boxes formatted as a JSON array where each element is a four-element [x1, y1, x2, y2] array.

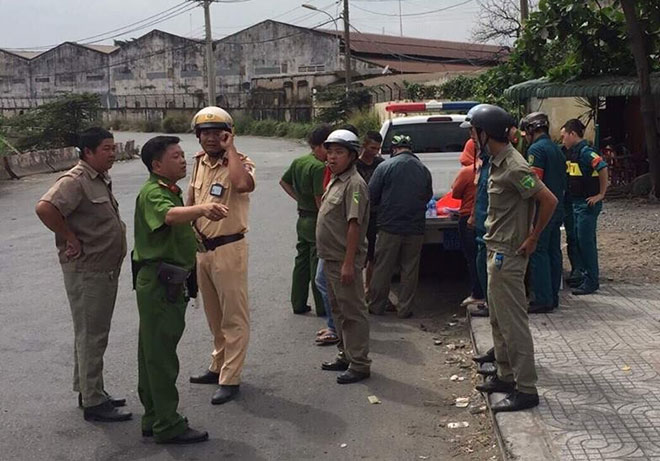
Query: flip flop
[[316, 328, 331, 337], [315, 331, 339, 346]]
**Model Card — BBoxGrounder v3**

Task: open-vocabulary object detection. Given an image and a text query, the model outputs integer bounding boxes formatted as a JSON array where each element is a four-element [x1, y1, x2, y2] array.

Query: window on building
[[298, 65, 326, 73], [86, 74, 104, 81], [12, 78, 25, 84], [59, 74, 76, 83], [35, 77, 50, 83]]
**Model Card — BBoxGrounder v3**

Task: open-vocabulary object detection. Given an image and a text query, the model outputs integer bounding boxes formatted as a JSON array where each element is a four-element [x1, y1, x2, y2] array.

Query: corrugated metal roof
[[0, 49, 42, 59], [79, 44, 119, 54], [505, 73, 660, 99], [360, 57, 487, 74], [320, 29, 508, 62]]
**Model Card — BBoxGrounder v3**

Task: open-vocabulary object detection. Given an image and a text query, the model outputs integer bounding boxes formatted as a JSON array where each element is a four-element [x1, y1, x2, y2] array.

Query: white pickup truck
[[379, 105, 474, 248]]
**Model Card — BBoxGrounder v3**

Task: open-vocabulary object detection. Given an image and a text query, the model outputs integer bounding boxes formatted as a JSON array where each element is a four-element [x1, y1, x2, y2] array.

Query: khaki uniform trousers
[[62, 269, 120, 407], [486, 250, 538, 394], [324, 260, 371, 374], [368, 231, 424, 317], [197, 238, 250, 385]]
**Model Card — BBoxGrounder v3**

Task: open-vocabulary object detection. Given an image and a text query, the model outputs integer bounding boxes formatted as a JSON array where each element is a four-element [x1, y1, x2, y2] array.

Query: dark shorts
[[366, 217, 378, 262]]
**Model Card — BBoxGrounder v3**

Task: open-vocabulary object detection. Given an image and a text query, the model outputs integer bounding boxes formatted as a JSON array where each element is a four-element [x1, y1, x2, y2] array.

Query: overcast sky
[[0, 0, 482, 50]]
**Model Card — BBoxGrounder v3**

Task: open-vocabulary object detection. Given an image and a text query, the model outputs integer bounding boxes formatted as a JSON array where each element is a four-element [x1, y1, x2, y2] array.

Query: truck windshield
[[382, 122, 469, 155]]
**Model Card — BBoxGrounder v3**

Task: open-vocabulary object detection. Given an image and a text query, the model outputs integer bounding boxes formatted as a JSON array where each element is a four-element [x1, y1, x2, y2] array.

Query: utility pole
[[398, 0, 403, 36], [203, 0, 217, 105], [343, 0, 352, 92], [520, 0, 529, 23]]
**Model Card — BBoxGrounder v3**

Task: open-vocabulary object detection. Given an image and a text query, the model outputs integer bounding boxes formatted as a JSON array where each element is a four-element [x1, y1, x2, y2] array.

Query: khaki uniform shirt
[[484, 144, 545, 255], [188, 151, 256, 238], [40, 160, 127, 272], [316, 165, 370, 266]]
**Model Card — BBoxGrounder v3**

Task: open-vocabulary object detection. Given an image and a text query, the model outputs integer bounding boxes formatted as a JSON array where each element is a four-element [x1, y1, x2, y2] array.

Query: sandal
[[316, 328, 331, 337], [315, 331, 340, 346]]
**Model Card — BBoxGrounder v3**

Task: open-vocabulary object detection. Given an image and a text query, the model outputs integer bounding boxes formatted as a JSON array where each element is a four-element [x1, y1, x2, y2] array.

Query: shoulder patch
[[352, 191, 360, 204], [520, 174, 537, 190], [527, 154, 534, 165]]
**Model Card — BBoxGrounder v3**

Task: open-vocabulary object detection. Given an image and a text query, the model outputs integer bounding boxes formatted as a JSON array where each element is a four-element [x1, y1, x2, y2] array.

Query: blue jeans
[[459, 216, 484, 299], [315, 259, 335, 331], [476, 230, 488, 300]]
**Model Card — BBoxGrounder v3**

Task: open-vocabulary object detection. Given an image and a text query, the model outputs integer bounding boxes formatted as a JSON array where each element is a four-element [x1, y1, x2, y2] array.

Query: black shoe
[[321, 358, 350, 371], [567, 277, 584, 288], [477, 362, 497, 376], [472, 347, 495, 364], [528, 303, 555, 314], [157, 427, 209, 445], [78, 391, 126, 408], [293, 305, 312, 315], [142, 429, 153, 437], [337, 369, 370, 384], [475, 375, 515, 394], [189, 370, 219, 384], [368, 307, 385, 316], [469, 304, 489, 317], [397, 310, 413, 319], [211, 385, 239, 405], [491, 390, 539, 413], [83, 401, 132, 422], [572, 285, 598, 296]]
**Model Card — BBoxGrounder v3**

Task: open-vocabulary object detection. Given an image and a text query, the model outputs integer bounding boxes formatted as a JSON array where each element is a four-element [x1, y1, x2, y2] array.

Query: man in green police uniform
[[470, 105, 558, 413], [133, 136, 227, 444], [521, 112, 566, 313], [560, 119, 608, 295], [280, 124, 333, 315]]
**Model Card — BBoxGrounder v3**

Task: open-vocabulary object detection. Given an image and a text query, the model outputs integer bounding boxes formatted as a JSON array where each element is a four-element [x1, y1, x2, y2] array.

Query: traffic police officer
[[521, 112, 566, 313], [470, 105, 558, 413], [317, 129, 372, 384], [561, 119, 608, 295], [133, 135, 226, 444], [280, 124, 333, 316], [187, 107, 256, 405]]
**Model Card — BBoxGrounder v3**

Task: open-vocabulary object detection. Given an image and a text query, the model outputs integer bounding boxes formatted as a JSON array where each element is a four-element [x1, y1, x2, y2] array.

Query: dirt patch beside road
[[598, 199, 660, 284]]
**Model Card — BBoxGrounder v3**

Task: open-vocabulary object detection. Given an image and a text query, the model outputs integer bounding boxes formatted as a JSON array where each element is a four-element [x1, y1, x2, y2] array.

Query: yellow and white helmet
[[191, 106, 234, 134]]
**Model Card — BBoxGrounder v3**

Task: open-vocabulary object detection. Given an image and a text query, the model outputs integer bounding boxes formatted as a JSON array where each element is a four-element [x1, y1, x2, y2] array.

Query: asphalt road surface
[[0, 133, 485, 461]]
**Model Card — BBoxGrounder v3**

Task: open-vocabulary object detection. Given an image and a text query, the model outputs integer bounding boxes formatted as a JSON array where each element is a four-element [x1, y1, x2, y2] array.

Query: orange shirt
[[451, 164, 476, 217]]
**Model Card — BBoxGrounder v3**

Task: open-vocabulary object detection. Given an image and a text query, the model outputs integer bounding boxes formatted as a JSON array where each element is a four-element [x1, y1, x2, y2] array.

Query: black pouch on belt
[[156, 262, 190, 303]]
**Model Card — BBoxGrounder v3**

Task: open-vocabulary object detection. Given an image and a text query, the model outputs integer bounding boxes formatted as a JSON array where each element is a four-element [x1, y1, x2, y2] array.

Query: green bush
[[162, 114, 189, 133], [231, 116, 313, 139], [233, 116, 254, 135], [347, 110, 381, 137], [140, 119, 161, 133]]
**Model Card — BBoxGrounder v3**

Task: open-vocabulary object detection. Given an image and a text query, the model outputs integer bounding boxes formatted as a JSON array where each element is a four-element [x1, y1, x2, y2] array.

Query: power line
[[6, 2, 191, 50], [352, 0, 474, 17]]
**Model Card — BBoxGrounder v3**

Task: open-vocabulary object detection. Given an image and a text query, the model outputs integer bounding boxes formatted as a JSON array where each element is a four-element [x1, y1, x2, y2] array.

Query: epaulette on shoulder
[[58, 164, 84, 180], [157, 179, 181, 195]]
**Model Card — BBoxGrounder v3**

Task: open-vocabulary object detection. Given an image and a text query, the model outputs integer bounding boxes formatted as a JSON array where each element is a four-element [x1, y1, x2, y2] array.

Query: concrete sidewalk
[[470, 283, 660, 461]]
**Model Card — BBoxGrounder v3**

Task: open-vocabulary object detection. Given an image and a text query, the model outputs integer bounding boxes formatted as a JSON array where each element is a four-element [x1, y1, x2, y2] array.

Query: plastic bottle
[[429, 199, 437, 218]]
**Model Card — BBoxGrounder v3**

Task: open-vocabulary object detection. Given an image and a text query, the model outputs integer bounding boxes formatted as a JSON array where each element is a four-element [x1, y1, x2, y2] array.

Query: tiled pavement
[[470, 284, 660, 460]]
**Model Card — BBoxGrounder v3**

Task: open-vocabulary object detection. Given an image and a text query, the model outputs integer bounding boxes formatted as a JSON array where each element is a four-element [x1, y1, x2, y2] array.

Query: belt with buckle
[[203, 233, 244, 251]]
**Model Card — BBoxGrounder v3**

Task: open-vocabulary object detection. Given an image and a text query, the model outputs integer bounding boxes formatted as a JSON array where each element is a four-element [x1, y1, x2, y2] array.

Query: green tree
[[5, 93, 102, 151]]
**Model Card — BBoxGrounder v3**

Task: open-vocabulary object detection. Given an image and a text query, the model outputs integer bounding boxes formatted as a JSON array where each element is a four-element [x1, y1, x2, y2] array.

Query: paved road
[[0, 133, 486, 460]]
